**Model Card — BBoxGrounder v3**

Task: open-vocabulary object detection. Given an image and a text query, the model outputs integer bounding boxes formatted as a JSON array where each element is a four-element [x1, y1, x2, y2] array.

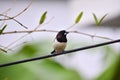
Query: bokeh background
[[0, 0, 120, 80]]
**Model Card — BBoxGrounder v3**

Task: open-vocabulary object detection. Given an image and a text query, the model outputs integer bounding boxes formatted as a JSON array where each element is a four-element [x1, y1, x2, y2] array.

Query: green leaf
[[0, 24, 7, 34], [93, 13, 98, 26], [75, 12, 83, 24], [93, 13, 107, 26], [0, 41, 83, 80], [39, 11, 47, 24], [96, 47, 120, 80], [98, 14, 107, 26], [96, 55, 120, 80]]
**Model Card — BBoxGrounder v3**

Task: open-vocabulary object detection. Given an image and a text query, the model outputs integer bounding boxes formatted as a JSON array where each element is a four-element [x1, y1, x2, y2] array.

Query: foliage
[[96, 46, 120, 80], [93, 13, 107, 26], [0, 42, 83, 80], [39, 11, 47, 24], [75, 12, 83, 24], [0, 41, 120, 80], [0, 24, 7, 34]]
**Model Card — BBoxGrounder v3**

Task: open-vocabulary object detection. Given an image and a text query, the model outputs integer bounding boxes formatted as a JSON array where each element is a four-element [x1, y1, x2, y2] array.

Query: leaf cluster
[[0, 42, 83, 80]]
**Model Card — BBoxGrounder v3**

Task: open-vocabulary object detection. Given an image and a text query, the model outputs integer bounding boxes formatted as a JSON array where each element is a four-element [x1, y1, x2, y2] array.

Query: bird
[[51, 30, 69, 54]]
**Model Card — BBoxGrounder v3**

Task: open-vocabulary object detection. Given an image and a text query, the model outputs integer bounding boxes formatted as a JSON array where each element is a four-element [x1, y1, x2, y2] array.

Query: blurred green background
[[0, 41, 120, 80]]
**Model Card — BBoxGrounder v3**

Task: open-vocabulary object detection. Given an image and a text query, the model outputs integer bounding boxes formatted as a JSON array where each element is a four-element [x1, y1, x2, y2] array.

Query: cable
[[0, 39, 120, 67]]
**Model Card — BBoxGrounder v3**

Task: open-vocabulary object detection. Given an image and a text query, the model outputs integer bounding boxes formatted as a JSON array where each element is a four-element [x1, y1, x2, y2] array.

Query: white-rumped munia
[[51, 30, 69, 54]]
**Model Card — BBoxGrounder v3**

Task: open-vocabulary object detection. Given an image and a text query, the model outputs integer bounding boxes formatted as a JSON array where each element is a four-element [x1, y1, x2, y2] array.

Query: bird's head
[[57, 30, 69, 36], [56, 30, 69, 42]]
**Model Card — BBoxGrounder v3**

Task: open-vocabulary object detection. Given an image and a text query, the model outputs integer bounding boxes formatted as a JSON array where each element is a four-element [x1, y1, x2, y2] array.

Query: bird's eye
[[64, 32, 69, 35], [64, 33, 67, 35]]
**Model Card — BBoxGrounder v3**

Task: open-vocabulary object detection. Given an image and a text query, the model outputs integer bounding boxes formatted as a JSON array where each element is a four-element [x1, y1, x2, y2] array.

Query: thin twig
[[0, 0, 33, 20], [44, 16, 55, 25], [10, 41, 28, 50], [1, 29, 58, 34], [0, 48, 7, 53], [34, 16, 55, 31], [0, 45, 14, 52], [6, 33, 29, 48], [0, 0, 33, 29], [5, 29, 57, 48], [0, 9, 11, 28], [0, 39, 119, 67], [12, 0, 33, 18], [66, 23, 76, 30], [1, 29, 112, 40], [33, 24, 41, 31], [0, 14, 28, 29], [1, 8, 11, 14], [69, 30, 113, 40], [0, 19, 6, 29]]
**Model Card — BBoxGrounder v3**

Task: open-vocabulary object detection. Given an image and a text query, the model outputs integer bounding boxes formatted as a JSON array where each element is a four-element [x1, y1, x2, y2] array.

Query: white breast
[[53, 39, 66, 53]]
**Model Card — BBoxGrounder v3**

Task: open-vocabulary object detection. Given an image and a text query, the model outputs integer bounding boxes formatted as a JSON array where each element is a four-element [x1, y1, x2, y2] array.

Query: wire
[[0, 39, 120, 67]]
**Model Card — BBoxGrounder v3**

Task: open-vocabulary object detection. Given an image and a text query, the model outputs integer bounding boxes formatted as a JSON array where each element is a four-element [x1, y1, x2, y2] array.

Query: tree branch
[[0, 14, 28, 29], [0, 39, 119, 67], [1, 29, 112, 40], [0, 0, 33, 29]]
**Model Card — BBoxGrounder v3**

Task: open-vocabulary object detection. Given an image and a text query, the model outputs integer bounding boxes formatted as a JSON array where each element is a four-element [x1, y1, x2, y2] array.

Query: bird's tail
[[51, 50, 55, 54]]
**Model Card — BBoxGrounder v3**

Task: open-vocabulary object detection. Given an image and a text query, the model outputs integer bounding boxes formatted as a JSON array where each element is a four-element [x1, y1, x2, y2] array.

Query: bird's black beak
[[66, 31, 69, 34], [65, 31, 69, 35]]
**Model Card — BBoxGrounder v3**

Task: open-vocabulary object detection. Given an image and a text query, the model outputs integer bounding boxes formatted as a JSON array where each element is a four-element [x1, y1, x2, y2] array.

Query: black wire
[[0, 39, 120, 67]]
